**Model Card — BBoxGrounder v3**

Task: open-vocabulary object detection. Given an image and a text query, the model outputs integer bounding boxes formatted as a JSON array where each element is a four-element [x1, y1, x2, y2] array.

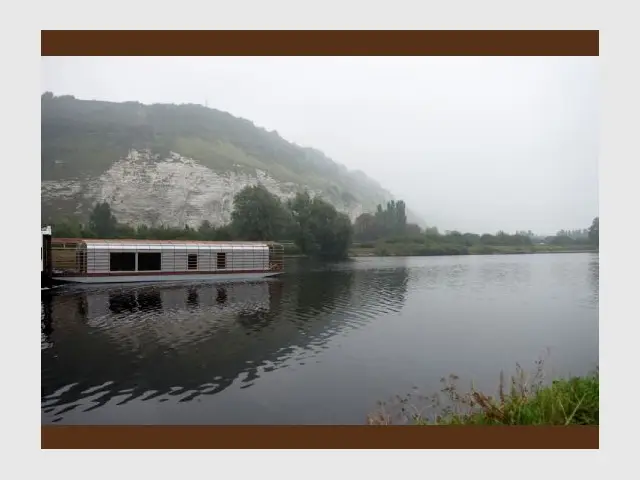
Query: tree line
[[49, 184, 599, 259], [52, 185, 353, 260], [350, 199, 599, 254]]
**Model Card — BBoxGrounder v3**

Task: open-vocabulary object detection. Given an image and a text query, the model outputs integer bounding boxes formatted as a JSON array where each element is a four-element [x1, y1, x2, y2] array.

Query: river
[[41, 253, 599, 424]]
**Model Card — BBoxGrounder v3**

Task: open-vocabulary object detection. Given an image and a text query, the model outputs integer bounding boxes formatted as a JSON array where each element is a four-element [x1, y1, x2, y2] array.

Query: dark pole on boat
[[42, 226, 53, 289]]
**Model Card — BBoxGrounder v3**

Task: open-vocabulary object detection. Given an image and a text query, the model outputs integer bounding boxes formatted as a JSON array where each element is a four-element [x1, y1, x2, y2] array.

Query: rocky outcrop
[[41, 149, 379, 228]]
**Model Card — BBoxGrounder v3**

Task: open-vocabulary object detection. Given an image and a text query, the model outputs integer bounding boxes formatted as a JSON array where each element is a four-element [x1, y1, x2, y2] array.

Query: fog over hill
[[41, 94, 422, 228]]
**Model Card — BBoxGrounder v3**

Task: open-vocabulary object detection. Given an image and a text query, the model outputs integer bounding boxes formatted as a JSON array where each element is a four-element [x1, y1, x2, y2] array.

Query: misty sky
[[41, 56, 598, 235]]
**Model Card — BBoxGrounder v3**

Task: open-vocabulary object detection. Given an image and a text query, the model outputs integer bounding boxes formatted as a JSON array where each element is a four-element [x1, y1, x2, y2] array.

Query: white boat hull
[[53, 271, 281, 285]]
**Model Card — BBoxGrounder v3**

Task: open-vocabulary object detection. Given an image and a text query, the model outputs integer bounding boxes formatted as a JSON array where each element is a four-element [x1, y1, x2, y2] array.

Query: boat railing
[[268, 242, 285, 273], [51, 240, 85, 275]]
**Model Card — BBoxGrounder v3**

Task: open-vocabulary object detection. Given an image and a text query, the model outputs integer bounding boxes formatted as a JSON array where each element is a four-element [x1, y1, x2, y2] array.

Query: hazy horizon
[[41, 56, 599, 236]]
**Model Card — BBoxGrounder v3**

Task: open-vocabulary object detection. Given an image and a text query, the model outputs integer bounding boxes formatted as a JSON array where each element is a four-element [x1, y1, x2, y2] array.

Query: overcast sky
[[41, 56, 598, 235]]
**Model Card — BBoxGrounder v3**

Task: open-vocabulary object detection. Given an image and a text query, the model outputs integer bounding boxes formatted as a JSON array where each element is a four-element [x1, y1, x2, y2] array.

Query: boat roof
[[52, 238, 279, 248]]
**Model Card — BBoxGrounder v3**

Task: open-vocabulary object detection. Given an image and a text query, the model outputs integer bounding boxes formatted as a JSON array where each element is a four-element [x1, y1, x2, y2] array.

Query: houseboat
[[42, 232, 285, 285]]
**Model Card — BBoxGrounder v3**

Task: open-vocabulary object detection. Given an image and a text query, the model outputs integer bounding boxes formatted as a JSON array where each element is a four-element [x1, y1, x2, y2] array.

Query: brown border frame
[[41, 29, 599, 449], [41, 30, 599, 56], [42, 426, 599, 449]]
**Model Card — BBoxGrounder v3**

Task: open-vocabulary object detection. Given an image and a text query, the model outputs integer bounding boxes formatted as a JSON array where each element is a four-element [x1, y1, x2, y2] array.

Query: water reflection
[[42, 264, 410, 423], [186, 287, 199, 308], [138, 290, 162, 311], [41, 293, 53, 347], [215, 287, 227, 305], [108, 291, 137, 314], [589, 254, 599, 304]]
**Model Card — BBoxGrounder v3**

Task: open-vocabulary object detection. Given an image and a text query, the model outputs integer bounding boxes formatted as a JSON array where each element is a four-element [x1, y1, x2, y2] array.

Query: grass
[[367, 355, 599, 425]]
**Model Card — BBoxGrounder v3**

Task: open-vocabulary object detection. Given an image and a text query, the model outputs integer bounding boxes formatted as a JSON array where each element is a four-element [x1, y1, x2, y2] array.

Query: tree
[[288, 191, 315, 253], [230, 184, 291, 240], [550, 235, 575, 246], [462, 232, 481, 246], [54, 217, 83, 238], [353, 199, 408, 242], [404, 223, 422, 236], [480, 233, 495, 244], [588, 217, 599, 247], [395, 200, 407, 232], [89, 201, 118, 238], [354, 213, 377, 242], [198, 220, 234, 241], [198, 220, 213, 239], [116, 223, 136, 238], [289, 191, 353, 260]]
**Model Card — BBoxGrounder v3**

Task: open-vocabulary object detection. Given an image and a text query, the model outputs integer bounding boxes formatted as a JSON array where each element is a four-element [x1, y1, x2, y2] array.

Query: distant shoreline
[[285, 249, 598, 260], [348, 248, 598, 258], [282, 246, 598, 260]]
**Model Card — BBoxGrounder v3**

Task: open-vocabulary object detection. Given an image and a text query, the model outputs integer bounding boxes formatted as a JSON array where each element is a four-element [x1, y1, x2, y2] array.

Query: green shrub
[[368, 356, 598, 426]]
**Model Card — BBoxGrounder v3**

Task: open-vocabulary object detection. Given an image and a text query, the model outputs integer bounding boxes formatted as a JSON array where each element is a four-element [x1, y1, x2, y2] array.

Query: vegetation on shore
[[350, 243, 597, 257], [367, 356, 599, 426], [50, 183, 599, 261], [350, 207, 598, 257]]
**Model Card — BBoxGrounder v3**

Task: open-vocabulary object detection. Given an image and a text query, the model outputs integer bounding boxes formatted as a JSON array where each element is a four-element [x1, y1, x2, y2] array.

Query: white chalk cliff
[[42, 149, 391, 228]]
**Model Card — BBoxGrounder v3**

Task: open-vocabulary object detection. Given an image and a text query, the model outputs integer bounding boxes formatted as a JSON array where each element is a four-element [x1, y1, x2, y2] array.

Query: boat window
[[110, 252, 136, 272], [216, 252, 226, 269], [138, 252, 162, 271], [188, 254, 198, 270]]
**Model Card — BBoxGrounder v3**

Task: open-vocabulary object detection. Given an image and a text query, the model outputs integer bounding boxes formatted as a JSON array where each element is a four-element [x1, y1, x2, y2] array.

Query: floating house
[[42, 233, 284, 285]]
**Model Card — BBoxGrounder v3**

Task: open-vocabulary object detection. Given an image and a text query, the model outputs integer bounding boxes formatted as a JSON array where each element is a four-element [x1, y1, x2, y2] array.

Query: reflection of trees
[[371, 265, 410, 310], [41, 265, 410, 421], [138, 289, 162, 311], [108, 291, 137, 314], [291, 270, 355, 321], [236, 308, 271, 331], [347, 261, 409, 317]]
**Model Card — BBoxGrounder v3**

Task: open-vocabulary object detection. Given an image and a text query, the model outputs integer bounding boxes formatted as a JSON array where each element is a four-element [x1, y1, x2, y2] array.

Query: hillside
[[41, 94, 421, 229]]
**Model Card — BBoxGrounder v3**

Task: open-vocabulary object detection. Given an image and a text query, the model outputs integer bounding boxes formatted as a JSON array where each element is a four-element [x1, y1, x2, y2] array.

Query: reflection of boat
[[82, 282, 275, 348], [41, 265, 410, 421], [93, 282, 272, 316], [45, 234, 284, 285]]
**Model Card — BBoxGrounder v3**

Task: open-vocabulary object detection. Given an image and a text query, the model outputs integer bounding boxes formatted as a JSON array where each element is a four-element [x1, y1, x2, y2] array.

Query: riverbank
[[350, 244, 597, 257], [368, 361, 599, 425]]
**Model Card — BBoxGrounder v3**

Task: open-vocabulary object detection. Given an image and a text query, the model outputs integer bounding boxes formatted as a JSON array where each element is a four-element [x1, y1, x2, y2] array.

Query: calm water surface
[[41, 253, 598, 424]]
